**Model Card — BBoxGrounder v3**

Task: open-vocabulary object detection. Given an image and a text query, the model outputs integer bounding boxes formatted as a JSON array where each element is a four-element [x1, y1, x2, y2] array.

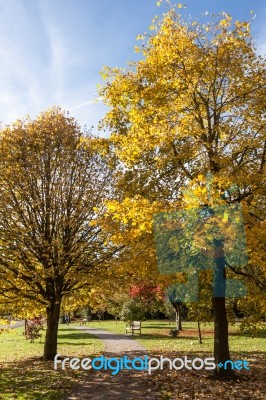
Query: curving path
[[64, 325, 157, 400], [72, 326, 146, 353]]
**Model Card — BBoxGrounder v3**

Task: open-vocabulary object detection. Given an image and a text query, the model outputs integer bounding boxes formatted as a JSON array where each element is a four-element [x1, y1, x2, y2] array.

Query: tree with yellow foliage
[[100, 6, 265, 376], [0, 108, 121, 360]]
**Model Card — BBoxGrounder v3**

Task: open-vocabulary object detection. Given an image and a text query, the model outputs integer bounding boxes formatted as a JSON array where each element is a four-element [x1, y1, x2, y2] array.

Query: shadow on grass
[[142, 323, 197, 330], [230, 351, 266, 357], [58, 341, 93, 346], [141, 324, 174, 329], [229, 330, 266, 338], [0, 359, 79, 400], [57, 330, 98, 341], [136, 333, 199, 341]]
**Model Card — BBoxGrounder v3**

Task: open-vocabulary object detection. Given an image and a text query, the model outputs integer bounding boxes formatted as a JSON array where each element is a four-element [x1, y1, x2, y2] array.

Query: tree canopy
[[0, 108, 120, 359], [99, 8, 266, 375]]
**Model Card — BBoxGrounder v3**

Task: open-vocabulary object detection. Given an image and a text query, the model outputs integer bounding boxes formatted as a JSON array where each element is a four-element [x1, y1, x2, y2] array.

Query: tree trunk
[[43, 301, 61, 360], [171, 301, 182, 331], [197, 321, 202, 344], [213, 241, 233, 377], [24, 319, 28, 336], [178, 303, 182, 331]]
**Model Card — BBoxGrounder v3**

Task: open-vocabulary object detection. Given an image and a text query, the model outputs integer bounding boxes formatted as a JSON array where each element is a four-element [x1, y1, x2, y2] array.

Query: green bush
[[120, 298, 146, 322]]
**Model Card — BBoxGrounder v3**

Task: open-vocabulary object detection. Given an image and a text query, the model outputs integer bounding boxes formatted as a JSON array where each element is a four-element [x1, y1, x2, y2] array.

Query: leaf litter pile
[[0, 352, 265, 399], [0, 358, 81, 399], [151, 352, 265, 400]]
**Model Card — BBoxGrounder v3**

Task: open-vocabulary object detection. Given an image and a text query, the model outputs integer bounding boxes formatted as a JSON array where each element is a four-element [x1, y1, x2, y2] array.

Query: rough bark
[[43, 301, 61, 360], [24, 319, 29, 336], [171, 301, 182, 331], [197, 321, 202, 344], [213, 241, 233, 377]]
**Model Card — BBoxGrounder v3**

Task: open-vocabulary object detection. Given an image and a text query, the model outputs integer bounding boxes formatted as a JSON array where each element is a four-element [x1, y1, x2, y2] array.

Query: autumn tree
[[0, 108, 120, 360], [100, 6, 266, 376]]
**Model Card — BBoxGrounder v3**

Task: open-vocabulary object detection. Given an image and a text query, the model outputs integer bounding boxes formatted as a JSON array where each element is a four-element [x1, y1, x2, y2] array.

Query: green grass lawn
[[0, 325, 103, 400], [0, 320, 265, 399], [88, 319, 265, 400], [88, 319, 266, 357]]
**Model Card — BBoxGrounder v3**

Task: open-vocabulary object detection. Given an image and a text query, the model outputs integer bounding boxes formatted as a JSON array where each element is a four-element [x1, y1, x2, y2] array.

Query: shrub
[[25, 317, 44, 343]]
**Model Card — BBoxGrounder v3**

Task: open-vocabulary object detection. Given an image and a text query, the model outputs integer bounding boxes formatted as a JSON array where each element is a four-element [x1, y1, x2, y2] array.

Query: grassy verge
[[88, 320, 266, 399], [88, 319, 266, 356], [0, 325, 103, 400], [0, 320, 265, 399]]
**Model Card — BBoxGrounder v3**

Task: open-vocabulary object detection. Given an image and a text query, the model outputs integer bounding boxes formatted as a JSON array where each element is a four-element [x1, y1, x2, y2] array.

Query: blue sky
[[0, 0, 265, 132]]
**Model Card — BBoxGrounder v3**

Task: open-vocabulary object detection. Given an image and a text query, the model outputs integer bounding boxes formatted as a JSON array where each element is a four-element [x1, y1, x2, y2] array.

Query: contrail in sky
[[68, 97, 102, 111]]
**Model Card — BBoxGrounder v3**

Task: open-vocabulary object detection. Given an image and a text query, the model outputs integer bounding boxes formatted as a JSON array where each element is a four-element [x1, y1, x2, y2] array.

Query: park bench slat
[[125, 321, 141, 335]]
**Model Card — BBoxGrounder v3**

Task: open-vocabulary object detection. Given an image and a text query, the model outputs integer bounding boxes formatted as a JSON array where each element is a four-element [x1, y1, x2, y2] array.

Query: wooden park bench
[[125, 321, 141, 335], [69, 318, 88, 325], [79, 318, 88, 325]]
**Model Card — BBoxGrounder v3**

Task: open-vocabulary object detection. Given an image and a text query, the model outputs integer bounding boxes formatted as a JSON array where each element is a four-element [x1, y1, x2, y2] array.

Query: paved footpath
[[64, 326, 157, 400]]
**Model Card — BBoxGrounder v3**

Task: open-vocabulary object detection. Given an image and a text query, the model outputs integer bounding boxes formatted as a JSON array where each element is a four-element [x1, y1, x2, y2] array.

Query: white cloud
[[1, 0, 263, 131]]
